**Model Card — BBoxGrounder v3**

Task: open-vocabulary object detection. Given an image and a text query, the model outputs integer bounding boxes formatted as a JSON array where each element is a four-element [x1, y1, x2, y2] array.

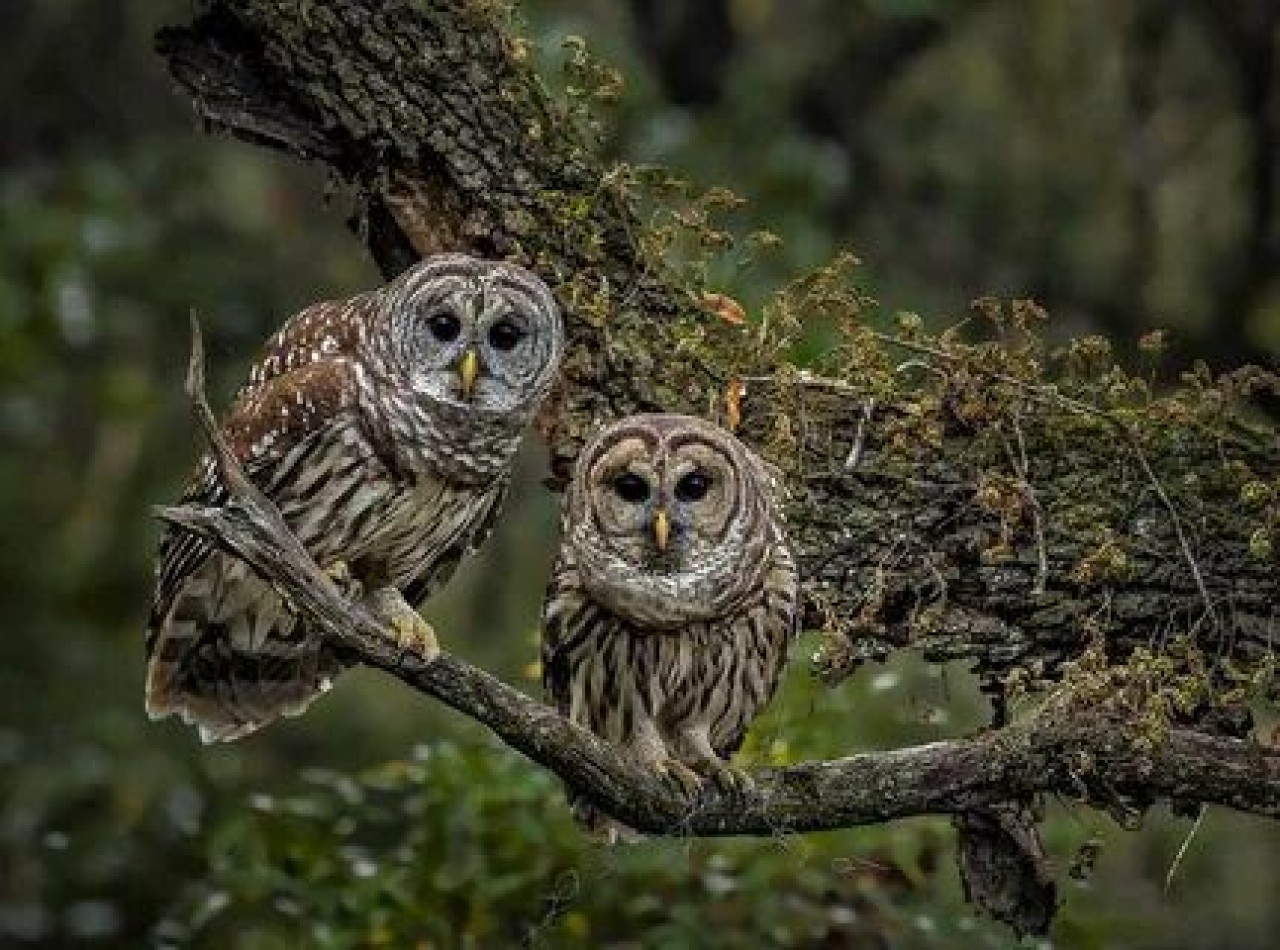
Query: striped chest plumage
[[265, 419, 498, 588], [544, 539, 798, 760], [562, 607, 785, 756]]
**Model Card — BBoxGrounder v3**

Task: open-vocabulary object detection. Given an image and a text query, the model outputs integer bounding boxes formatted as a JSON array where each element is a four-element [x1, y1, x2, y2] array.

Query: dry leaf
[[725, 378, 745, 431], [699, 291, 747, 326]]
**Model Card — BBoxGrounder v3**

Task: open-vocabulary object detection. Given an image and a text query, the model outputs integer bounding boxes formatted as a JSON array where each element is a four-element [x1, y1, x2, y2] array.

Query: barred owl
[[147, 254, 564, 742], [542, 414, 798, 830]]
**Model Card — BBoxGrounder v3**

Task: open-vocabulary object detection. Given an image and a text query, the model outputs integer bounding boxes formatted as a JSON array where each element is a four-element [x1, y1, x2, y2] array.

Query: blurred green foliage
[[162, 736, 985, 949], [1, 0, 1277, 947]]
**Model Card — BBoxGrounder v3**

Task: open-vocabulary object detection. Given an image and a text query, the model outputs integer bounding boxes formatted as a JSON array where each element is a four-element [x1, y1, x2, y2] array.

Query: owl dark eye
[[612, 471, 650, 503], [426, 311, 461, 343], [675, 469, 711, 502], [487, 318, 525, 352]]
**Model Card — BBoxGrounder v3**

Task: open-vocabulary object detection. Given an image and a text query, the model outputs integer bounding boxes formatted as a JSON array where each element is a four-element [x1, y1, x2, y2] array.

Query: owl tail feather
[[146, 619, 344, 743], [146, 624, 344, 743], [146, 558, 347, 743]]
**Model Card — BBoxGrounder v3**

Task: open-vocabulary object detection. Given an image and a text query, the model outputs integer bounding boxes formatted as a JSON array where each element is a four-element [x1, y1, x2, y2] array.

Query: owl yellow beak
[[652, 508, 671, 552], [457, 348, 480, 399]]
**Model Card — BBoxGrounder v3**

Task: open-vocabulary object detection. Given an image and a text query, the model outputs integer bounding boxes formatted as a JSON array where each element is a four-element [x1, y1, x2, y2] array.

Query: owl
[[542, 414, 799, 827], [147, 253, 564, 742]]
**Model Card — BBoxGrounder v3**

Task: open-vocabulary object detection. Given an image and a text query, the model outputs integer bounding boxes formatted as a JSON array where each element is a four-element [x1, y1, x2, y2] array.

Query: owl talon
[[653, 757, 705, 799], [365, 588, 440, 663], [325, 561, 363, 600], [698, 760, 753, 797]]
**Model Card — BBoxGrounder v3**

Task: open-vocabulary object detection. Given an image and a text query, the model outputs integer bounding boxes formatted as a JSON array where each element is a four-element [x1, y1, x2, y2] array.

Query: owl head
[[565, 414, 786, 628], [379, 254, 564, 417]]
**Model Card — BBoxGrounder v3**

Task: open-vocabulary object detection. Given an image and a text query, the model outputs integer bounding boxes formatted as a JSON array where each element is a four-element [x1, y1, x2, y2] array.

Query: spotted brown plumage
[[147, 254, 564, 742], [542, 414, 799, 838]]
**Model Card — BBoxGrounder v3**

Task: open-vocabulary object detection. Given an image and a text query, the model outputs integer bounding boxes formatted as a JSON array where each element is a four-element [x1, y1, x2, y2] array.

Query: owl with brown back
[[542, 414, 799, 834], [147, 254, 564, 742]]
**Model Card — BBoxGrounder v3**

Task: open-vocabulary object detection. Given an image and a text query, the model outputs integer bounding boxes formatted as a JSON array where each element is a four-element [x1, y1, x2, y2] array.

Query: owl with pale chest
[[147, 254, 564, 742], [542, 414, 799, 832]]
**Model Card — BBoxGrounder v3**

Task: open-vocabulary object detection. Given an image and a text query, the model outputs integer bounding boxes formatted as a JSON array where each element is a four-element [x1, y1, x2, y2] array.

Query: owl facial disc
[[566, 413, 781, 628], [382, 254, 564, 418]]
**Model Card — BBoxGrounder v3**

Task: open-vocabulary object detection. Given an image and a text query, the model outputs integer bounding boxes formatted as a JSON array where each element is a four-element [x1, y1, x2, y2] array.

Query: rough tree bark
[[155, 0, 1280, 935]]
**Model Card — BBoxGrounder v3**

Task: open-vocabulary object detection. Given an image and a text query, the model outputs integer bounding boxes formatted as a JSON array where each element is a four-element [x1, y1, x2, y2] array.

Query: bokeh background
[[2, 1, 1277, 947]]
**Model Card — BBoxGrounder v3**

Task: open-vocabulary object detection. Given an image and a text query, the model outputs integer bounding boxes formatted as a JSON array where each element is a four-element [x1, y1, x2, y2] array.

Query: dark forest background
[[2, 1, 1277, 946]]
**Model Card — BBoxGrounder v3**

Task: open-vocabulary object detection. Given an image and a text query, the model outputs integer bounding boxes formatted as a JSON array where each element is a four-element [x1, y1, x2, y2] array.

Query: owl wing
[[151, 288, 383, 625], [146, 347, 381, 741], [540, 550, 579, 716], [399, 479, 510, 608], [540, 546, 621, 717], [242, 292, 379, 393], [148, 355, 362, 652], [714, 537, 801, 760]]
